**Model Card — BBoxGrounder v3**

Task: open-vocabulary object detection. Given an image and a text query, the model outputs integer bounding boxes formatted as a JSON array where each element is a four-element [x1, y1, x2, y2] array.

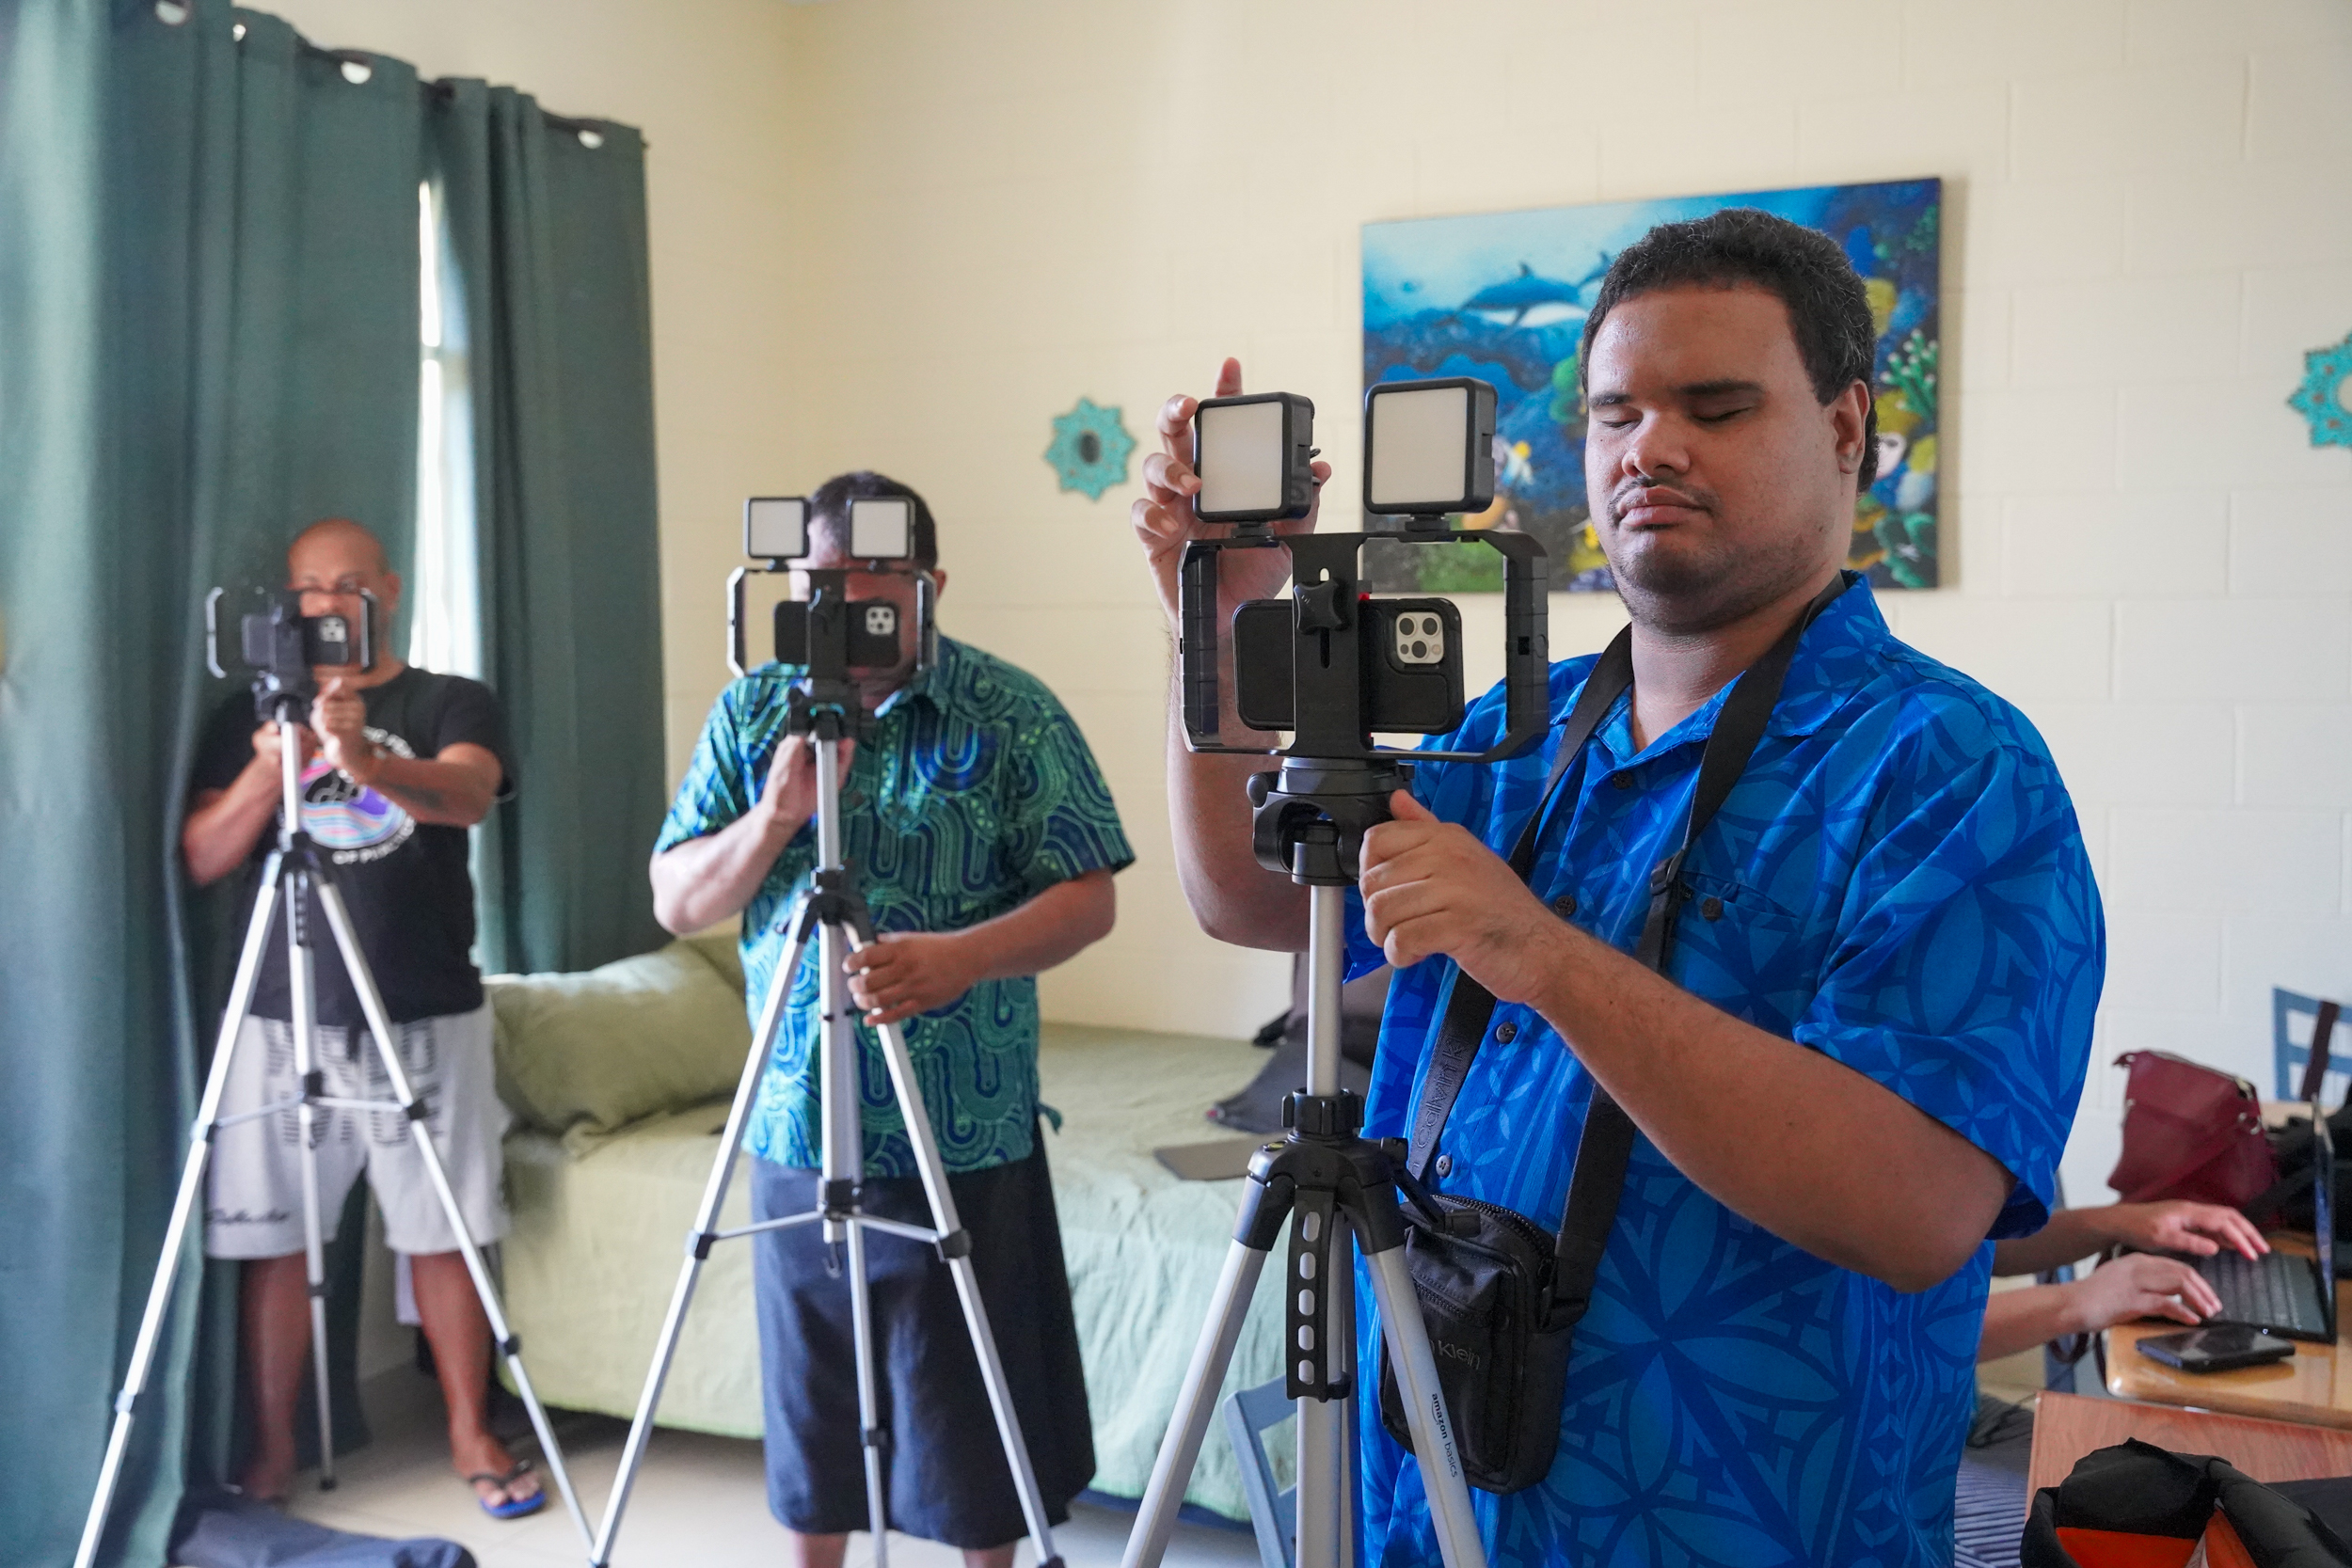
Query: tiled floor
[[271, 1366, 1263, 1568]]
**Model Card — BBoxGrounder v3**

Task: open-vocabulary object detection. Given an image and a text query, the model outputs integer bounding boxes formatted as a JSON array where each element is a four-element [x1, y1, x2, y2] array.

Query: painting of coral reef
[[1361, 179, 1942, 591]]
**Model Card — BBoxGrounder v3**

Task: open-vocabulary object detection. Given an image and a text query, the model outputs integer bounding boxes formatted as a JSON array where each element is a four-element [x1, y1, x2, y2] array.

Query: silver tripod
[[589, 726, 1065, 1568], [1121, 877, 1487, 1568], [76, 705, 591, 1567]]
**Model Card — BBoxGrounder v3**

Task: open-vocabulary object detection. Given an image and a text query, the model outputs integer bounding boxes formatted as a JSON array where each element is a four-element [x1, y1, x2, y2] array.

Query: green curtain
[[0, 2, 165, 1562], [0, 2, 421, 1560], [431, 83, 667, 976]]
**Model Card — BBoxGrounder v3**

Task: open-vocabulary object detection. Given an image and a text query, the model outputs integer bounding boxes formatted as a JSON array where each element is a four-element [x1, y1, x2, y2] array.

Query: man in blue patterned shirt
[[651, 472, 1133, 1568], [1132, 211, 2103, 1565]]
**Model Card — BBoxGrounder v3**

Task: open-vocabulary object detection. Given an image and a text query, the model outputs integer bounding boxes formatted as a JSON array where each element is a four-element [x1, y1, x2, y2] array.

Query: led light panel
[[1197, 400, 1286, 517], [849, 497, 914, 561], [1366, 384, 1472, 514], [745, 497, 808, 561]]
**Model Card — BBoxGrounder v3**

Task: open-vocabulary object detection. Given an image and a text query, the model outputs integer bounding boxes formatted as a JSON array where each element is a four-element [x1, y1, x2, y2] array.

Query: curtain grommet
[[154, 1, 189, 24]]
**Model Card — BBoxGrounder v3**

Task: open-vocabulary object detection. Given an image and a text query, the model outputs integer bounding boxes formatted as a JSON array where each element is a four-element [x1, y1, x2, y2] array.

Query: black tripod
[[591, 631, 1064, 1567], [77, 682, 589, 1568], [1121, 758, 1486, 1568]]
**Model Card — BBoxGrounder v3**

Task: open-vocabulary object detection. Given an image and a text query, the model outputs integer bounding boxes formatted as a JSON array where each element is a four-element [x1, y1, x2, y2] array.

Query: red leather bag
[[2106, 1052, 2277, 1207]]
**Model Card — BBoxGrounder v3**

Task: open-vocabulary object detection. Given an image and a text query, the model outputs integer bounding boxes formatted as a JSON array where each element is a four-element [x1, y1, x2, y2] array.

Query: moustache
[[1607, 479, 1710, 522]]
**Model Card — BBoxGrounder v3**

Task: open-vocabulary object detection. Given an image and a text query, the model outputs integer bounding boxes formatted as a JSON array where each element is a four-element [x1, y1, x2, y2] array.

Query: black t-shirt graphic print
[[193, 668, 516, 1026]]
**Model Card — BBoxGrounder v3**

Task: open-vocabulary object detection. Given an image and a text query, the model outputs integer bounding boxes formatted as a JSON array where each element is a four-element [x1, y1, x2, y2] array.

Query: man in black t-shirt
[[183, 518, 539, 1518]]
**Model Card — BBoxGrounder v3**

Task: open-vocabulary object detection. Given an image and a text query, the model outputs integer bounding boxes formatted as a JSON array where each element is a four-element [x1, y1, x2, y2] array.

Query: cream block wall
[[768, 0, 2352, 1207]]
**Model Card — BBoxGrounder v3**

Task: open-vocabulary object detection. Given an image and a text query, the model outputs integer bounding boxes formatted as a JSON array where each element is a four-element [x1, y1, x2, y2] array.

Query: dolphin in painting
[[1459, 258, 1612, 328]]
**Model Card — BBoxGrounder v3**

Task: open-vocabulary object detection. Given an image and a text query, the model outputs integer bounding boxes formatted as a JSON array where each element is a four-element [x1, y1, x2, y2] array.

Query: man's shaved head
[[289, 516, 389, 576], [287, 516, 403, 674]]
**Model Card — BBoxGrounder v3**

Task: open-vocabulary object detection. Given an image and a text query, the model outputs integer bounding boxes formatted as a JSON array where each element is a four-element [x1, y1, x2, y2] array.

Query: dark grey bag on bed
[[1208, 958, 1391, 1135], [171, 1487, 475, 1568]]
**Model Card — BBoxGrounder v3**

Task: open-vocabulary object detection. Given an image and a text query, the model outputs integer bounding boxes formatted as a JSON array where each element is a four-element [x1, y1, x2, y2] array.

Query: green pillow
[[490, 941, 751, 1142], [683, 927, 746, 996]]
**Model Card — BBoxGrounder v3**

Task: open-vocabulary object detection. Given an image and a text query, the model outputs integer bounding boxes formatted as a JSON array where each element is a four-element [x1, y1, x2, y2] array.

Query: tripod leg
[[1331, 1215, 1357, 1568], [75, 865, 285, 1568], [286, 869, 341, 1492], [311, 881, 592, 1551], [1295, 1214, 1357, 1568], [866, 1008, 1066, 1566], [843, 1217, 893, 1566], [1361, 1246, 1487, 1568], [1119, 1241, 1273, 1568], [591, 917, 813, 1565]]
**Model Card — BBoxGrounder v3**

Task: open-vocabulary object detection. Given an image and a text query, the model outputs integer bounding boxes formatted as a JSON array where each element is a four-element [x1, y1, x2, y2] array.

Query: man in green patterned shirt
[[650, 471, 1132, 1568]]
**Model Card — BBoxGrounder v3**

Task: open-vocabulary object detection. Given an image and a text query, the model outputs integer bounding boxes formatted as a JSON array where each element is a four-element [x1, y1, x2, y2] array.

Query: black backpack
[[2021, 1439, 2352, 1565], [2250, 1103, 2352, 1235]]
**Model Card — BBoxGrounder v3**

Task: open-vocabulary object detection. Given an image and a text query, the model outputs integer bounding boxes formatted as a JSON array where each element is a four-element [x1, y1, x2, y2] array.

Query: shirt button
[[1700, 895, 1724, 921], [1495, 1022, 1518, 1044], [1612, 772, 1633, 790], [1552, 893, 1578, 917], [1435, 1153, 1454, 1178]]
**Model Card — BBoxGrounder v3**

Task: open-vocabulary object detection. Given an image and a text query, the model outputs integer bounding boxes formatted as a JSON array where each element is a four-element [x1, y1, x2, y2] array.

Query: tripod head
[[1179, 380, 1551, 886], [729, 495, 939, 746]]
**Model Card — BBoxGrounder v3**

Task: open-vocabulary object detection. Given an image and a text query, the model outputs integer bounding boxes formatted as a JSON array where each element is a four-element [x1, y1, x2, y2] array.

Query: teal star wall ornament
[[1045, 398, 1136, 500], [2289, 332, 2352, 449]]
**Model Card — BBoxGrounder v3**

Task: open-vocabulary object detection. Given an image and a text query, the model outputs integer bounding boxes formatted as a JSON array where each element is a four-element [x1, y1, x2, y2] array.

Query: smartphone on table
[[2136, 1323, 2296, 1373]]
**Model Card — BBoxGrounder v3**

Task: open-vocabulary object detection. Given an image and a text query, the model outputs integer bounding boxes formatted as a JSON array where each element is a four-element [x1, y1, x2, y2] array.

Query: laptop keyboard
[[2201, 1251, 2322, 1335]]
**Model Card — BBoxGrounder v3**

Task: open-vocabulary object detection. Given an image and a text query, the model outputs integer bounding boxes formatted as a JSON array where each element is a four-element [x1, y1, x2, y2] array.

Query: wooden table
[[2029, 1389, 2352, 1494], [2105, 1235, 2352, 1428]]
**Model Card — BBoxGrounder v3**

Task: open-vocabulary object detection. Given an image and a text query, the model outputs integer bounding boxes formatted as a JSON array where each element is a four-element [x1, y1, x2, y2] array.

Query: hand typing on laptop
[[1990, 1198, 2268, 1279], [1979, 1249, 2221, 1362], [2104, 1200, 2270, 1260], [2074, 1254, 2223, 1331], [1978, 1198, 2271, 1363]]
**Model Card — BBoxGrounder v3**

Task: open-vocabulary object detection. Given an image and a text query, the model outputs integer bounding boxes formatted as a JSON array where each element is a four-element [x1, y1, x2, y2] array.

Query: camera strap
[[1403, 572, 1851, 1331]]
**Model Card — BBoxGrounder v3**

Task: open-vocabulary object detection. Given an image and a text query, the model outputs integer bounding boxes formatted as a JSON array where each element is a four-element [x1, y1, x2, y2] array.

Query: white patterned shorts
[[203, 1002, 509, 1259]]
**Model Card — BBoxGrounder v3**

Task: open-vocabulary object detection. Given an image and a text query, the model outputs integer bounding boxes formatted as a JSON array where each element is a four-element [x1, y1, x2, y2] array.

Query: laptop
[[2196, 1104, 2337, 1344]]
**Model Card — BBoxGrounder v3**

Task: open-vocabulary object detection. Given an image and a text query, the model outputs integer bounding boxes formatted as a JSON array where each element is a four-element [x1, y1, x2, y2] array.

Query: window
[[407, 179, 480, 676]]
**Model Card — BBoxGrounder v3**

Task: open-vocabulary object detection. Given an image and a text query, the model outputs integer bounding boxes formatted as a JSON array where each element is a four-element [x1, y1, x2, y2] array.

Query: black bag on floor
[[170, 1486, 476, 1568]]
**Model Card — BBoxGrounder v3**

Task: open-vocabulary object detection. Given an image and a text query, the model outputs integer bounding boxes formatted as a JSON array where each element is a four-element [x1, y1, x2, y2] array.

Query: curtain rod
[[418, 76, 614, 139], [151, 5, 616, 143]]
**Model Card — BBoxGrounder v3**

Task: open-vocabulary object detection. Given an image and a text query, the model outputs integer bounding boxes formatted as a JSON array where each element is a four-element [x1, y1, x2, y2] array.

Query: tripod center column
[[1306, 885, 1346, 1101], [813, 727, 862, 1234]]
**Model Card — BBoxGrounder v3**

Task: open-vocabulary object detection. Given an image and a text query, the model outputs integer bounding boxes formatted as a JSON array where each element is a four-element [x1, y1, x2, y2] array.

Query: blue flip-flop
[[467, 1460, 546, 1520]]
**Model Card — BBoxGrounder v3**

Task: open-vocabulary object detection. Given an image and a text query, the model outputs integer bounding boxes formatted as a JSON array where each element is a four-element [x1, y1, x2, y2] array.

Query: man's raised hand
[[310, 679, 375, 784], [1359, 791, 1561, 1001], [756, 733, 854, 844], [1129, 356, 1329, 625], [248, 721, 316, 775]]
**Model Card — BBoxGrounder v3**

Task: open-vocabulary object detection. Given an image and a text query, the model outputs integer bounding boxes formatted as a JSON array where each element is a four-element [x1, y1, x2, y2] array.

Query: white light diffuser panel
[[849, 497, 914, 560], [1197, 400, 1285, 517], [1367, 385, 1470, 513], [745, 497, 808, 560]]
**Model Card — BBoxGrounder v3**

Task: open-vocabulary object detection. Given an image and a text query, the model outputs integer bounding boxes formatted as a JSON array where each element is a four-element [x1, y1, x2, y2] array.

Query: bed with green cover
[[489, 936, 1285, 1521]]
